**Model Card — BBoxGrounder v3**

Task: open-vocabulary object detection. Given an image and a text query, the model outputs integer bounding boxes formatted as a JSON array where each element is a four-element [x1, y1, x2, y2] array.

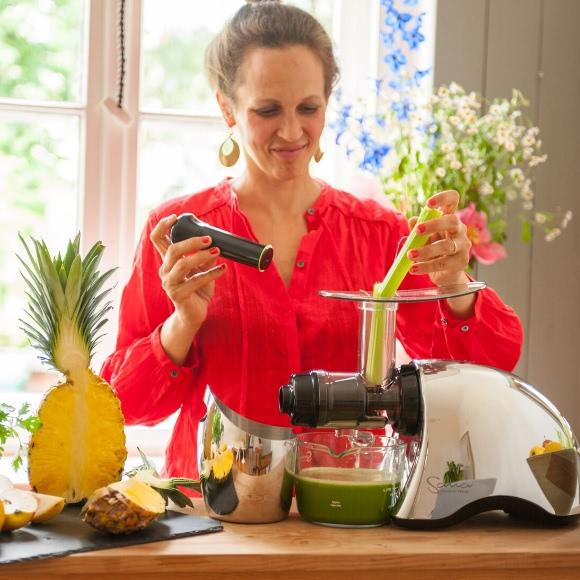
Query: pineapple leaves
[[17, 233, 117, 372], [36, 239, 66, 314], [63, 234, 81, 274], [126, 448, 201, 509], [137, 446, 156, 470], [64, 256, 82, 317]]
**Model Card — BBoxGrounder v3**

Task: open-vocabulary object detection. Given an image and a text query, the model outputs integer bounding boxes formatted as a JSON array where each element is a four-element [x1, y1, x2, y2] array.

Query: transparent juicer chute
[[358, 299, 398, 387]]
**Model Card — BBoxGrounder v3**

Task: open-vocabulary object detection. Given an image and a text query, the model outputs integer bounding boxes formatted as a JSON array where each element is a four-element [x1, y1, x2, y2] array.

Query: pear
[[1, 489, 37, 532], [27, 492, 65, 523]]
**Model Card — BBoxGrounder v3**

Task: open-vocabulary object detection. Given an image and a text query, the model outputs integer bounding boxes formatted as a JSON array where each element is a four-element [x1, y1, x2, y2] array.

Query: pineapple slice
[[18, 234, 127, 503]]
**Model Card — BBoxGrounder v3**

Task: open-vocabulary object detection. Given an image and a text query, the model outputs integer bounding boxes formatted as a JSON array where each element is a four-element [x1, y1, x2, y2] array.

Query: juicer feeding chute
[[278, 283, 580, 528]]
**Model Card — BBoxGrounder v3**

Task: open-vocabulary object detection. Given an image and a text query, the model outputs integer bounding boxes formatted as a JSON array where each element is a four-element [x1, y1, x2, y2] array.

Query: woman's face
[[226, 45, 327, 182]]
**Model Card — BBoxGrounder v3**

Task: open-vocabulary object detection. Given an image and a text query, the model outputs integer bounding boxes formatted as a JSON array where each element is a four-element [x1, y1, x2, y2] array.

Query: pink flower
[[457, 203, 507, 265]]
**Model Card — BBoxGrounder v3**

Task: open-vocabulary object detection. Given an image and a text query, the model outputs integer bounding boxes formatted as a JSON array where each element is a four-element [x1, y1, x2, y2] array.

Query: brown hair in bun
[[205, 1, 339, 101]]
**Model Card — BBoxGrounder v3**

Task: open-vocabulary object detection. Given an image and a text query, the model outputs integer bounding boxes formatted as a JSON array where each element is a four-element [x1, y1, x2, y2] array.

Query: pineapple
[[81, 478, 166, 535], [18, 233, 127, 503]]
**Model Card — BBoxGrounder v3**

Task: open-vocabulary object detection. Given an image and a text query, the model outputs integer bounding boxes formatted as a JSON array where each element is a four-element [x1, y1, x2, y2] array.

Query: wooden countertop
[[2, 500, 579, 580]]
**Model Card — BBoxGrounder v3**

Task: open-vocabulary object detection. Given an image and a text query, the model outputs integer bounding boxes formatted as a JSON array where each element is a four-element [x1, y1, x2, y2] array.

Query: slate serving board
[[0, 505, 223, 565]]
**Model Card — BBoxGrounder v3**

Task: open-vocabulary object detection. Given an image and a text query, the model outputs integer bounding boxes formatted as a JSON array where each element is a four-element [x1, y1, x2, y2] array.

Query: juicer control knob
[[395, 363, 421, 436]]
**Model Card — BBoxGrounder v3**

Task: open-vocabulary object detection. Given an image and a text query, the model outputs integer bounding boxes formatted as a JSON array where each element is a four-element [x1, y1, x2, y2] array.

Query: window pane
[[141, 0, 334, 114], [0, 112, 81, 393], [141, 0, 245, 114], [0, 0, 86, 104], [136, 119, 243, 237]]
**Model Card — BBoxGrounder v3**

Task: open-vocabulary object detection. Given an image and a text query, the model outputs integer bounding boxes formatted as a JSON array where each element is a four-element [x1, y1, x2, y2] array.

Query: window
[[0, 0, 381, 477], [0, 0, 88, 397]]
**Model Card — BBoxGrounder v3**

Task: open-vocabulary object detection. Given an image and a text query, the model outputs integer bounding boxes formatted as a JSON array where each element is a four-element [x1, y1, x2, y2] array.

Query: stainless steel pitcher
[[197, 386, 294, 523]]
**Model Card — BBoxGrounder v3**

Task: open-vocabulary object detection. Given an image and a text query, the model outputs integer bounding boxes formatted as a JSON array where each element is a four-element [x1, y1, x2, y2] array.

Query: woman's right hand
[[150, 215, 227, 361]]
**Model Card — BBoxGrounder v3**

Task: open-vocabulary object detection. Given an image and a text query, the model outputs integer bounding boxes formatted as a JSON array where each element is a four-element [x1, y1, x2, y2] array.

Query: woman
[[102, 1, 522, 480]]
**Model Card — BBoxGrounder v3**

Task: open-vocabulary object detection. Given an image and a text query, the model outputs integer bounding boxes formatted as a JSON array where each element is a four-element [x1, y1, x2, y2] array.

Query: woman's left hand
[[407, 190, 471, 288]]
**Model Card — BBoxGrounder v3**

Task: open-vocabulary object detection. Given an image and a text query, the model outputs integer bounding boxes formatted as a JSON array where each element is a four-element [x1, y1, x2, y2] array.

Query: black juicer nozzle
[[170, 213, 274, 271], [278, 364, 422, 435]]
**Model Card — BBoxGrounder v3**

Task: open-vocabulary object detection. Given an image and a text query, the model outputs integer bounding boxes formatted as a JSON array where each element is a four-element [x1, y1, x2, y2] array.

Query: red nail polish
[[417, 224, 426, 233], [209, 247, 219, 255], [428, 199, 436, 206], [408, 250, 419, 259], [411, 265, 419, 273], [201, 236, 211, 244]]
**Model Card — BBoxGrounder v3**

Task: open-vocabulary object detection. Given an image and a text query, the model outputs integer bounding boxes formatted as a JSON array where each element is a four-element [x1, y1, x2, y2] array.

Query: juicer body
[[394, 360, 580, 527]]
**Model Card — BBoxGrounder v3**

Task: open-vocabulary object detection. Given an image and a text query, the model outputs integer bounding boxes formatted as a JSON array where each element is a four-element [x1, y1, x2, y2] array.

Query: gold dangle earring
[[314, 142, 324, 163], [218, 128, 240, 167]]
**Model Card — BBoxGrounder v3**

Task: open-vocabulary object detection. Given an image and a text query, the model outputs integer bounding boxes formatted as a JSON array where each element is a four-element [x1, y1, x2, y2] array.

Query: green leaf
[[443, 461, 465, 484], [0, 402, 40, 471], [12, 454, 23, 472]]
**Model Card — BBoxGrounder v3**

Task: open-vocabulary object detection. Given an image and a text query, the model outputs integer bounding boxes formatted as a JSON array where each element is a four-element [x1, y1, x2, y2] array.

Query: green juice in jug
[[294, 466, 400, 527]]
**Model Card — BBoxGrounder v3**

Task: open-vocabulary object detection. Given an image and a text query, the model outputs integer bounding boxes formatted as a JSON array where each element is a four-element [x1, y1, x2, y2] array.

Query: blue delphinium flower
[[382, 0, 427, 98], [380, 0, 395, 10], [361, 142, 392, 173], [375, 114, 387, 128], [413, 68, 431, 86], [331, 103, 352, 145], [392, 99, 413, 121], [381, 30, 396, 48], [385, 10, 412, 31], [385, 49, 407, 73], [403, 23, 425, 49], [331, 0, 432, 177]]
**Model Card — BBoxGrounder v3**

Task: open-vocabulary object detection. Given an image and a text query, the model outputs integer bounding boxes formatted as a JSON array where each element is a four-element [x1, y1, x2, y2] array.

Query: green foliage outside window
[[0, 0, 83, 349]]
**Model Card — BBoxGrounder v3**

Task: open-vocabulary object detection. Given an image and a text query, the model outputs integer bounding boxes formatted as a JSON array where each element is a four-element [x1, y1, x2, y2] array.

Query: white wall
[[434, 0, 580, 433]]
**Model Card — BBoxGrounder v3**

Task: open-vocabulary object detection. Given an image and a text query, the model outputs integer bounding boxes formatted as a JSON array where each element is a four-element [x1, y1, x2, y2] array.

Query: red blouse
[[101, 179, 523, 479]]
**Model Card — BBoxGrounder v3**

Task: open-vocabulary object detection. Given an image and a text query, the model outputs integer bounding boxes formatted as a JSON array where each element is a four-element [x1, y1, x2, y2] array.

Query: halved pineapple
[[18, 234, 127, 503]]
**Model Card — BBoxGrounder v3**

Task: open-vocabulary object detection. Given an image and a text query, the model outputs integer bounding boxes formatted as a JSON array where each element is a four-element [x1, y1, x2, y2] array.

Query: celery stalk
[[375, 206, 443, 299], [364, 206, 443, 385]]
